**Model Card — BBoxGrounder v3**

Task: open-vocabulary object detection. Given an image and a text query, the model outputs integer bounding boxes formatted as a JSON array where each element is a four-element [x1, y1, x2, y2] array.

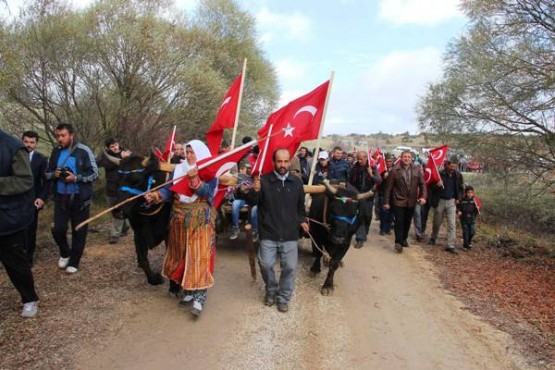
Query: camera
[[59, 167, 73, 179]]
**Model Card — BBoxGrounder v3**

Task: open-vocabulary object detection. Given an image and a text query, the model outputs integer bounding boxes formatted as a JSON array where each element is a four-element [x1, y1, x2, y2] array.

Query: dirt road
[[77, 225, 524, 370]]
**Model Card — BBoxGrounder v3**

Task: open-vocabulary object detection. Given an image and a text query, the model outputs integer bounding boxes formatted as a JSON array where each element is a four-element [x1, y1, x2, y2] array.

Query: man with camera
[[45, 123, 99, 274], [97, 137, 131, 244]]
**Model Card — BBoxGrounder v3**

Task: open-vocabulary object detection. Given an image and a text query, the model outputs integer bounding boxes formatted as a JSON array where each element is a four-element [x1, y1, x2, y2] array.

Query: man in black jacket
[[45, 123, 99, 273], [97, 138, 131, 244], [247, 149, 309, 313], [0, 129, 40, 318], [21, 131, 49, 265], [349, 151, 381, 248]]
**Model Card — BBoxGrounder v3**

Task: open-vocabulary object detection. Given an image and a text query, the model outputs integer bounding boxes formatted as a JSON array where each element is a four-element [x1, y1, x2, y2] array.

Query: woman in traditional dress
[[146, 140, 216, 317]]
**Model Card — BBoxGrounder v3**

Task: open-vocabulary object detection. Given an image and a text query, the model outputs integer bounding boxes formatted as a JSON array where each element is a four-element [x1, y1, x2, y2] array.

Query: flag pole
[[230, 58, 247, 149], [430, 153, 444, 189], [167, 125, 177, 163], [308, 71, 335, 186], [256, 124, 273, 176]]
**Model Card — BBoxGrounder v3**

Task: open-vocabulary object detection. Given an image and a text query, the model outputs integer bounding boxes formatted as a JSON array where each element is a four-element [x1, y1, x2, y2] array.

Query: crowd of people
[[0, 126, 480, 319]]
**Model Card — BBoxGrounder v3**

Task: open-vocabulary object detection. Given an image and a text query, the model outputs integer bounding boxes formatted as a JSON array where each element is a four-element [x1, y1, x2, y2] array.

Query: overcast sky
[[3, 0, 467, 135]]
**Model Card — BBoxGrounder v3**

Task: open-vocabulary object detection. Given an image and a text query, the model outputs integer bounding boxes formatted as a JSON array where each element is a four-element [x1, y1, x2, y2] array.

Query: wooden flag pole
[[230, 58, 247, 149], [308, 71, 335, 186], [256, 124, 273, 176]]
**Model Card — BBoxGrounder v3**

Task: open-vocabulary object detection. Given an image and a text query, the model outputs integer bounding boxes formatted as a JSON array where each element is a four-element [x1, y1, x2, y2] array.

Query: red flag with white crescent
[[206, 74, 242, 155], [255, 80, 330, 175], [169, 142, 253, 208], [424, 145, 449, 185], [474, 195, 482, 210], [429, 145, 448, 166], [162, 126, 177, 162], [374, 148, 387, 174], [424, 158, 440, 185]]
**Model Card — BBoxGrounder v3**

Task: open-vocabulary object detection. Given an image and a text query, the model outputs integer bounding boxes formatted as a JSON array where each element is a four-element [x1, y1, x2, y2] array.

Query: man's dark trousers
[[0, 231, 39, 303], [52, 195, 91, 268], [392, 206, 415, 244]]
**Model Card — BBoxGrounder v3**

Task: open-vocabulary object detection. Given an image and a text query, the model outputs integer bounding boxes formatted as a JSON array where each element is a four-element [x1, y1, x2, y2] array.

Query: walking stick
[[244, 223, 257, 280], [76, 130, 287, 231]]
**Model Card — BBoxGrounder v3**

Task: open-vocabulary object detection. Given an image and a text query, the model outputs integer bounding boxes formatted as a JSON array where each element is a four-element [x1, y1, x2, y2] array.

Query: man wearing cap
[[312, 150, 330, 185]]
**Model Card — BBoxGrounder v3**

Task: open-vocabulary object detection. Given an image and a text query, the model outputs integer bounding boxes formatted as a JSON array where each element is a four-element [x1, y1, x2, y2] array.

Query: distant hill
[[302, 132, 444, 154]]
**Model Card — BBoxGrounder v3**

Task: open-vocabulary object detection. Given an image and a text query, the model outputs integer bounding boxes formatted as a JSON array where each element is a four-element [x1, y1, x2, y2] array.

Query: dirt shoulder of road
[[0, 222, 553, 369]]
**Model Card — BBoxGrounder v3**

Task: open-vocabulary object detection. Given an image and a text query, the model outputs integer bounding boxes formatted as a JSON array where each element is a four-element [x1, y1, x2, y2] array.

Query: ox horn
[[322, 179, 338, 195], [103, 150, 121, 166], [356, 190, 374, 200], [141, 156, 151, 167]]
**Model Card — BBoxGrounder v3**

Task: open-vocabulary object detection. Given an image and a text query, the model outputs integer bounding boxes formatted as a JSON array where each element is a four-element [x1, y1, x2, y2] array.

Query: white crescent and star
[[283, 105, 318, 138], [213, 161, 238, 197], [432, 149, 444, 161], [284, 123, 295, 137], [220, 96, 232, 110], [424, 168, 432, 182]]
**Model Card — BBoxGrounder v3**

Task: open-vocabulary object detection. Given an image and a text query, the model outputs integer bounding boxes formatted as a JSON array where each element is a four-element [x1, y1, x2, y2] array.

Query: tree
[[0, 0, 278, 151], [417, 0, 555, 191]]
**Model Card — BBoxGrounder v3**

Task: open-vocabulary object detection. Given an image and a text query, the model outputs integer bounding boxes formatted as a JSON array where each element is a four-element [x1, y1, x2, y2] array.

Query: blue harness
[[330, 213, 358, 225], [330, 196, 359, 225], [119, 174, 154, 195]]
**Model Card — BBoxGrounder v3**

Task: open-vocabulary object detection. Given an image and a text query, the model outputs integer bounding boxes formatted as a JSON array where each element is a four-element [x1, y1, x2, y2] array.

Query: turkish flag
[[424, 158, 440, 185], [255, 80, 330, 175], [429, 145, 448, 166], [424, 145, 449, 185], [474, 196, 482, 211], [169, 141, 253, 208], [374, 148, 387, 174], [206, 74, 243, 155], [162, 126, 177, 162], [154, 147, 164, 162]]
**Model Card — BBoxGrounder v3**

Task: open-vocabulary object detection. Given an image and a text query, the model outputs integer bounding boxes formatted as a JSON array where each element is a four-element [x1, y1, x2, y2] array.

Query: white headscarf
[[173, 140, 211, 203]]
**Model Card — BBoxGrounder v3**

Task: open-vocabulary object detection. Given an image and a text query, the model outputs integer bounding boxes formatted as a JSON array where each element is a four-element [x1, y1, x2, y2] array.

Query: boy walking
[[457, 186, 480, 250]]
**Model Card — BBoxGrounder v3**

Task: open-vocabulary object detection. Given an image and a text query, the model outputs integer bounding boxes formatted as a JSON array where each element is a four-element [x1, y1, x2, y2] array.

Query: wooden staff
[[230, 58, 247, 149], [76, 129, 288, 231], [244, 224, 256, 280]]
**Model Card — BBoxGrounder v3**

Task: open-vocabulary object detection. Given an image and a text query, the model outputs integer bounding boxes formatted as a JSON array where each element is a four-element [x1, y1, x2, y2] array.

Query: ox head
[[322, 179, 373, 245], [113, 151, 165, 218]]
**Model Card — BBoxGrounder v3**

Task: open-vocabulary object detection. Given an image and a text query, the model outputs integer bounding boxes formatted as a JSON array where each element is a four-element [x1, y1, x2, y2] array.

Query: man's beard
[[277, 166, 287, 175]]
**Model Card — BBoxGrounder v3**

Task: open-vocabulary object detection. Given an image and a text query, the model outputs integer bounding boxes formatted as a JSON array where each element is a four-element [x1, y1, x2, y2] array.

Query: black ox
[[308, 180, 373, 295], [110, 152, 171, 285]]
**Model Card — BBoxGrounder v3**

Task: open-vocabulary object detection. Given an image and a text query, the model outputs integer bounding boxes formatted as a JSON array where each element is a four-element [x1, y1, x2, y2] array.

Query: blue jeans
[[377, 194, 393, 233], [231, 199, 258, 231], [258, 240, 298, 304], [355, 199, 374, 242], [461, 221, 475, 247], [413, 202, 430, 238]]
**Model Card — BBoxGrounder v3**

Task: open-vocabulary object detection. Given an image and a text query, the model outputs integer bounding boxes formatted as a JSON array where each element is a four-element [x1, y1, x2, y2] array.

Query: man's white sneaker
[[191, 301, 203, 317], [179, 295, 194, 306], [21, 301, 38, 318], [58, 257, 70, 269], [65, 266, 78, 274]]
